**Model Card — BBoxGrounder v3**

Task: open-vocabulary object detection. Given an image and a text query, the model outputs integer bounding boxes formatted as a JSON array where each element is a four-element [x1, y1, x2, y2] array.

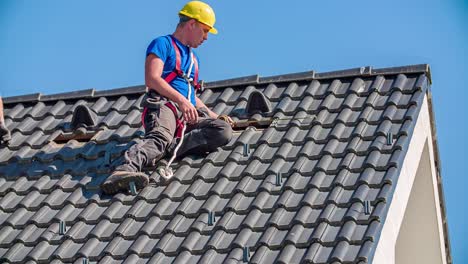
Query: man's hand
[[178, 97, 198, 124], [218, 114, 235, 128]]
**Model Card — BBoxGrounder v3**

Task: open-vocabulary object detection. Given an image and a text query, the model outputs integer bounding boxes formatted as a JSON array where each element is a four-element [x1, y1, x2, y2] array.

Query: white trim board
[[373, 94, 447, 264]]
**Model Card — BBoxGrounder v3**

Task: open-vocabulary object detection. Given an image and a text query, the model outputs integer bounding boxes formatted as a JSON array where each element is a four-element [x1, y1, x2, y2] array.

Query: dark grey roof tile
[[89, 219, 120, 239], [13, 116, 38, 134], [29, 206, 61, 227], [199, 89, 215, 105], [261, 83, 280, 101], [123, 253, 143, 264], [243, 208, 270, 230], [216, 211, 242, 231], [127, 234, 151, 256], [284, 172, 309, 192], [18, 190, 47, 210], [77, 202, 106, 223], [218, 161, 244, 179], [206, 230, 237, 250], [154, 197, 180, 217], [268, 207, 297, 228], [0, 191, 22, 212], [308, 171, 328, 189], [115, 218, 144, 239], [199, 249, 228, 264], [101, 201, 132, 221], [90, 97, 110, 114], [301, 188, 328, 208], [103, 236, 132, 257], [357, 168, 385, 187], [53, 239, 83, 261], [0, 225, 21, 247], [158, 233, 186, 254], [239, 175, 266, 194], [235, 228, 263, 249], [363, 220, 380, 242], [27, 241, 59, 262], [4, 103, 25, 119], [177, 196, 205, 216], [356, 240, 374, 262], [110, 96, 133, 113], [175, 250, 202, 264], [160, 180, 187, 200], [186, 179, 215, 198], [278, 190, 304, 210], [249, 245, 278, 264], [260, 226, 289, 248], [37, 115, 61, 134], [79, 237, 108, 258], [210, 176, 238, 196], [147, 252, 175, 263], [237, 85, 257, 102], [294, 157, 318, 174], [66, 221, 94, 241], [328, 240, 360, 262], [225, 193, 253, 213], [243, 160, 270, 178], [139, 215, 169, 236], [181, 231, 211, 252], [3, 243, 34, 263], [42, 188, 70, 208], [216, 87, 235, 103], [99, 110, 125, 128]]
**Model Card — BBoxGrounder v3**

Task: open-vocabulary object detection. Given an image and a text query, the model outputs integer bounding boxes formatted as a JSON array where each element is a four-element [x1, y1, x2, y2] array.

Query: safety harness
[[141, 35, 201, 178], [141, 35, 203, 134]]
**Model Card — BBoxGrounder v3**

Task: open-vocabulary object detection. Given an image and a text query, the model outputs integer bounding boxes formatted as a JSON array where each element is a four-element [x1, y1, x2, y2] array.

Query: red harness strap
[[163, 36, 184, 84], [164, 35, 201, 91], [141, 102, 184, 138], [164, 102, 185, 138]]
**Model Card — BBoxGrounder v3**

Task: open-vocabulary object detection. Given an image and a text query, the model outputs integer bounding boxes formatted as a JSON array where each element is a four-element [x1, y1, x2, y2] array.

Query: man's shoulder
[[147, 35, 173, 57], [150, 35, 172, 45]]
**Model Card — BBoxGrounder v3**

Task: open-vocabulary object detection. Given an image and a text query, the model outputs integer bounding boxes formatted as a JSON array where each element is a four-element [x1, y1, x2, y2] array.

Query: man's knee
[[209, 119, 233, 147]]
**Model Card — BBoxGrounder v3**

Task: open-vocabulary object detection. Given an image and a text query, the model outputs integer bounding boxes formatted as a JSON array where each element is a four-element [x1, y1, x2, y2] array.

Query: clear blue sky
[[1, 0, 467, 262]]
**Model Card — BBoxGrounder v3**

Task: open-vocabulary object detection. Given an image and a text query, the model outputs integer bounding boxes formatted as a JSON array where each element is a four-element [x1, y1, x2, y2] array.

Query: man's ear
[[188, 19, 197, 29]]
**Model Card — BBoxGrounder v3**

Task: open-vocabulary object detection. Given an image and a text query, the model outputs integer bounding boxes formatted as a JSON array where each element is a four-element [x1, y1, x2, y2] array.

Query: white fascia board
[[373, 94, 447, 264]]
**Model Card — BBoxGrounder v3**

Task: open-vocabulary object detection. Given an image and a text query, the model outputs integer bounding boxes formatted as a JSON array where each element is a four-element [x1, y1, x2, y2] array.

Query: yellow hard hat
[[179, 1, 218, 34]]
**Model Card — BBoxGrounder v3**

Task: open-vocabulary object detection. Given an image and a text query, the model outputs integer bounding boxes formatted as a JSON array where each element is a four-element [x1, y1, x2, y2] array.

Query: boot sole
[[101, 172, 149, 195]]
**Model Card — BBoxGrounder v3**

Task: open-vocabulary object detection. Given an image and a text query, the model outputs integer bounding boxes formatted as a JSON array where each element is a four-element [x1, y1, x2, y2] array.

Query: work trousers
[[115, 101, 233, 172]]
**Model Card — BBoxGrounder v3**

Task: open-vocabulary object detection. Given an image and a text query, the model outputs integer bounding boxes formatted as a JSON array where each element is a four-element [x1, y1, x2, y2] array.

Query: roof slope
[[0, 65, 431, 263]]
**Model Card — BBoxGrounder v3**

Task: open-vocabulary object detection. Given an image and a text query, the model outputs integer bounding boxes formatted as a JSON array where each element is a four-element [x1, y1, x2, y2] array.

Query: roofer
[[0, 96, 11, 145], [101, 1, 233, 195]]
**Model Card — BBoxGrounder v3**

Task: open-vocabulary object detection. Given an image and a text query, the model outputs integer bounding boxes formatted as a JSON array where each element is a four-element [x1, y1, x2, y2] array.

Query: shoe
[[101, 170, 149, 195]]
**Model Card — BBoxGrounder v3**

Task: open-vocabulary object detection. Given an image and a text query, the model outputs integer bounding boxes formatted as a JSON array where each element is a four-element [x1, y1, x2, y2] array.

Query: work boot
[[0, 123, 11, 144], [101, 170, 149, 195]]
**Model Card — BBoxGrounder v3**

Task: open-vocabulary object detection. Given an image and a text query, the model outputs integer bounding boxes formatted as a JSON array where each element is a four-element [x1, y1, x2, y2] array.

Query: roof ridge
[[2, 64, 430, 105]]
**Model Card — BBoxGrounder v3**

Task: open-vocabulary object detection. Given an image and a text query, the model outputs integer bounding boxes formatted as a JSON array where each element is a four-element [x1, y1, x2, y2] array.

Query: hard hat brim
[[209, 27, 218, 34]]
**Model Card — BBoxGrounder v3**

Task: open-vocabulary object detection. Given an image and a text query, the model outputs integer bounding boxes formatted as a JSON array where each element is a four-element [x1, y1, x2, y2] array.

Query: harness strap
[[140, 103, 185, 139], [164, 102, 185, 138], [141, 106, 149, 129], [164, 35, 201, 91], [164, 36, 183, 84]]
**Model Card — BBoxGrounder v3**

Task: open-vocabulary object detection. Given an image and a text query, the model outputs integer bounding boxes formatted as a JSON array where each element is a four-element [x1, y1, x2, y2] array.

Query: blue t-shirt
[[146, 35, 199, 106]]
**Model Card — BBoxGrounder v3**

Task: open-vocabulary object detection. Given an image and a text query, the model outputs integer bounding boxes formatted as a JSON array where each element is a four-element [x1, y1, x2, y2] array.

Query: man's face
[[188, 20, 210, 48]]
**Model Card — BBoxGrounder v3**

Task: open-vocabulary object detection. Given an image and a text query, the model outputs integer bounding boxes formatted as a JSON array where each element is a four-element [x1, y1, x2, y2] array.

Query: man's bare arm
[[195, 96, 218, 119], [0, 97, 4, 123], [145, 54, 198, 123]]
